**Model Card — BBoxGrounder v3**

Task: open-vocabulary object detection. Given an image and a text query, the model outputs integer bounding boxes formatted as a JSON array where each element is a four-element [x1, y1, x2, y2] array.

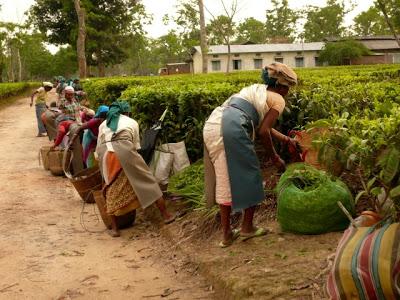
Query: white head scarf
[[64, 86, 75, 93]]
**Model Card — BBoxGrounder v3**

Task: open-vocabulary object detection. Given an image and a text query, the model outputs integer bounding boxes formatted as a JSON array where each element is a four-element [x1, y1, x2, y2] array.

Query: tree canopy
[[29, 0, 146, 75], [353, 7, 391, 36], [236, 17, 267, 44], [318, 40, 371, 65], [303, 0, 348, 42], [265, 0, 298, 43]]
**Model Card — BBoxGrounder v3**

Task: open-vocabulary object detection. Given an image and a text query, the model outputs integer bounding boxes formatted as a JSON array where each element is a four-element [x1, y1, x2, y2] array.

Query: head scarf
[[261, 62, 297, 87], [106, 101, 131, 132], [94, 105, 109, 118], [64, 86, 75, 93]]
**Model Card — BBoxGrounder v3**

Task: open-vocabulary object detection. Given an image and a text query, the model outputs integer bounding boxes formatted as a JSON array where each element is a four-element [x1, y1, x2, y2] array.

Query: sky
[[0, 0, 375, 38]]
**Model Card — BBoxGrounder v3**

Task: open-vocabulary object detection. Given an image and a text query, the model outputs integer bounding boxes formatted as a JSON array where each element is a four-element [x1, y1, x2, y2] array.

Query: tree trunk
[[74, 0, 87, 79], [8, 42, 14, 82], [376, 0, 400, 47], [198, 0, 208, 73], [16, 47, 22, 82]]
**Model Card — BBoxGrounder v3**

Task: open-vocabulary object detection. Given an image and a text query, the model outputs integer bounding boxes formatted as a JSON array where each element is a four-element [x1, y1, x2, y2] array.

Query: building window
[[233, 59, 242, 70], [254, 58, 263, 69], [274, 57, 284, 63], [297, 51, 303, 55], [212, 54, 219, 58], [314, 57, 321, 67], [234, 54, 240, 57], [255, 53, 261, 57], [276, 52, 282, 56], [295, 57, 304, 67], [211, 60, 221, 71]]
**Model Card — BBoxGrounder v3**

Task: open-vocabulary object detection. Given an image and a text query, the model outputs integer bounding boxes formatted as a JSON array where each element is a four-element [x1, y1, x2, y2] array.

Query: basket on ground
[[69, 167, 103, 203], [92, 190, 136, 229], [39, 146, 52, 170], [48, 149, 71, 176]]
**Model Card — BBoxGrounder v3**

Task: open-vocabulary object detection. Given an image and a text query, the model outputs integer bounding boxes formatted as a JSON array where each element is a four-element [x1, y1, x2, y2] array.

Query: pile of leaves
[[276, 163, 354, 234]]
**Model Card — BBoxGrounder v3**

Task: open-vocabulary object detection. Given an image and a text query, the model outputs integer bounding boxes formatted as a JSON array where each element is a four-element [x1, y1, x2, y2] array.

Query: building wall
[[192, 51, 320, 74], [166, 63, 191, 75], [350, 54, 393, 65], [193, 53, 203, 74]]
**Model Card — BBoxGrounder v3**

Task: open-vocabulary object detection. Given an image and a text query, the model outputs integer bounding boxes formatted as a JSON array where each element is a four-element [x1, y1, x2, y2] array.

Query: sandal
[[219, 229, 240, 248], [164, 214, 176, 225], [240, 227, 267, 242]]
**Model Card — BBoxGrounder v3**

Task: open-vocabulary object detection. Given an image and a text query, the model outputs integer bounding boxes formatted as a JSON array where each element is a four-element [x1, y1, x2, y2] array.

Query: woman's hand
[[272, 154, 286, 173]]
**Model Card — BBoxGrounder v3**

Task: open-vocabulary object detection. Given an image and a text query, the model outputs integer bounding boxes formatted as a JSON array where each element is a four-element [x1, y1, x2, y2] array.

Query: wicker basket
[[39, 146, 52, 170], [294, 128, 343, 176], [93, 190, 136, 230], [69, 167, 103, 203], [48, 150, 71, 176]]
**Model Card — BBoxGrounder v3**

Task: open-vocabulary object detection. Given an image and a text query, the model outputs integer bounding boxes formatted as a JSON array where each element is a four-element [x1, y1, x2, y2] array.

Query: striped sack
[[326, 223, 400, 299]]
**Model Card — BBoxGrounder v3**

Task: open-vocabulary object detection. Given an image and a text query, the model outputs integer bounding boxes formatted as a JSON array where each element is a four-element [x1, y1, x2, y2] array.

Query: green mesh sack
[[276, 163, 354, 234]]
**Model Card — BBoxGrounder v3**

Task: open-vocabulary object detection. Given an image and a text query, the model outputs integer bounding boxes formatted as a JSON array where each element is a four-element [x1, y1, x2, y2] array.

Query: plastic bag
[[149, 149, 174, 185]]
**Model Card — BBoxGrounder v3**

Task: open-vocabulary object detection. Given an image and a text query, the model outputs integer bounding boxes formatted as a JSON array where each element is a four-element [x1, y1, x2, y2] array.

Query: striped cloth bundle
[[327, 222, 400, 299]]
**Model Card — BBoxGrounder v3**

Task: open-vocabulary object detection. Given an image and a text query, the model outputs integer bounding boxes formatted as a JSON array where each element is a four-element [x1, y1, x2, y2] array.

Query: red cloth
[[54, 120, 74, 146], [86, 118, 103, 137]]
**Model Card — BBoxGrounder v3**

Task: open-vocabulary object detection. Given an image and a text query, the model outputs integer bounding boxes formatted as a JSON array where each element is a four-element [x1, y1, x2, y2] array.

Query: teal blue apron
[[222, 97, 265, 211]]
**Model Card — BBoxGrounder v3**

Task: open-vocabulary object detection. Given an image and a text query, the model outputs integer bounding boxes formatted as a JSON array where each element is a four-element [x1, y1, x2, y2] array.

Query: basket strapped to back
[[63, 145, 103, 203]]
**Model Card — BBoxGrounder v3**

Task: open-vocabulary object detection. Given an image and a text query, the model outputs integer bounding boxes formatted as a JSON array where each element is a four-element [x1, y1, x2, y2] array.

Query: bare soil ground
[[0, 96, 215, 300], [161, 202, 342, 300]]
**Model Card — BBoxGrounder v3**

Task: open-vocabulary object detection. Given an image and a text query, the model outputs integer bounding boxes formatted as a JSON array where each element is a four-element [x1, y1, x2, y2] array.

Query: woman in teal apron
[[203, 62, 298, 247]]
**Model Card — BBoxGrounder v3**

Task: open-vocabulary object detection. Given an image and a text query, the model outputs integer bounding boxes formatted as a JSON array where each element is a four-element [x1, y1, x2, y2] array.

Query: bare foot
[[107, 229, 120, 237]]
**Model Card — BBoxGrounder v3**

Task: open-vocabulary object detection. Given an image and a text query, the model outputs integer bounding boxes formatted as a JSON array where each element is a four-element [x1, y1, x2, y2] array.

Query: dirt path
[[0, 96, 214, 300]]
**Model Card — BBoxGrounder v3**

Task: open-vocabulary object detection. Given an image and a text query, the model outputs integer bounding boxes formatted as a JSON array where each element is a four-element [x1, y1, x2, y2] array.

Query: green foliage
[[318, 40, 372, 65], [236, 17, 267, 44], [353, 6, 391, 36], [276, 163, 354, 234], [207, 15, 235, 45], [303, 0, 349, 42], [265, 0, 298, 43], [168, 160, 204, 208], [29, 0, 147, 72], [121, 82, 242, 160], [0, 82, 38, 100]]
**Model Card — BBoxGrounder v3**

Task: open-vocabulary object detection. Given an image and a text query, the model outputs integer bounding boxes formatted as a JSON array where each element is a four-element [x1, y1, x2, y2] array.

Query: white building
[[191, 42, 324, 74]]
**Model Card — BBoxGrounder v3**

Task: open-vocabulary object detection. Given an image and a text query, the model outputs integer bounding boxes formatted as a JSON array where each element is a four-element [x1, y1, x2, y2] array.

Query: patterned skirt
[[103, 152, 141, 217]]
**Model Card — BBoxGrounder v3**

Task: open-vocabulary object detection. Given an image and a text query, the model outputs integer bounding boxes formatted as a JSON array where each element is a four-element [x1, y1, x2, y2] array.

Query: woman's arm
[[258, 108, 286, 171], [30, 91, 38, 107]]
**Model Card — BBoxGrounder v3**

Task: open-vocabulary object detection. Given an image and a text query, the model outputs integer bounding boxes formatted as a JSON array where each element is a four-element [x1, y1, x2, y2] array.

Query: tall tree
[[236, 17, 267, 44], [198, 0, 208, 73], [265, 0, 298, 43], [29, 0, 144, 77], [73, 0, 86, 78], [353, 6, 391, 36], [205, 0, 238, 73], [303, 0, 349, 42], [375, 0, 400, 47]]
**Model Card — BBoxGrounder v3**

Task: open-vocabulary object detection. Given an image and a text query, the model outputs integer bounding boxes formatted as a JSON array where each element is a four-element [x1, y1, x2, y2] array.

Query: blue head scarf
[[106, 101, 131, 132], [94, 105, 109, 118], [261, 68, 278, 87]]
